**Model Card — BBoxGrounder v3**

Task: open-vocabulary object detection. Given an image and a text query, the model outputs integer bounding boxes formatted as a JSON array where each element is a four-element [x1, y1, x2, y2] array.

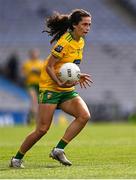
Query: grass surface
[[0, 123, 136, 179]]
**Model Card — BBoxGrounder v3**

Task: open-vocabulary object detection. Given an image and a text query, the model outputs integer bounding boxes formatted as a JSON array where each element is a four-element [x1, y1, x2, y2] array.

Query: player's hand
[[57, 80, 79, 88], [79, 73, 93, 88]]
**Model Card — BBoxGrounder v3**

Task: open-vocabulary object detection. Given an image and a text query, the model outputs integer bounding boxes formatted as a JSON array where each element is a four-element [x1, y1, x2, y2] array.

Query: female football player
[[10, 9, 93, 168], [22, 49, 43, 123]]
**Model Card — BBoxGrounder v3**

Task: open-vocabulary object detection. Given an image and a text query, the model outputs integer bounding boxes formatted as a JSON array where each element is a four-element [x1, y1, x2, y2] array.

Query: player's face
[[73, 16, 91, 37], [30, 49, 40, 59]]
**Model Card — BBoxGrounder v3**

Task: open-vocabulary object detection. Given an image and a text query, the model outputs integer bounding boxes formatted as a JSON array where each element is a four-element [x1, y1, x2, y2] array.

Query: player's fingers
[[81, 73, 90, 77], [79, 81, 83, 88], [82, 82, 87, 89], [84, 80, 91, 87], [84, 77, 93, 83], [85, 74, 91, 78]]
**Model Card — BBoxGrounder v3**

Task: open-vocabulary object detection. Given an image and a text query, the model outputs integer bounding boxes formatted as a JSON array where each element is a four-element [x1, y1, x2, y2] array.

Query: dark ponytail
[[43, 12, 70, 44], [43, 9, 91, 44]]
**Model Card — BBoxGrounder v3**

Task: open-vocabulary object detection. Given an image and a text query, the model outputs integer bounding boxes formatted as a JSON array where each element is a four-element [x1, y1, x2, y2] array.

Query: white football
[[59, 63, 81, 82]]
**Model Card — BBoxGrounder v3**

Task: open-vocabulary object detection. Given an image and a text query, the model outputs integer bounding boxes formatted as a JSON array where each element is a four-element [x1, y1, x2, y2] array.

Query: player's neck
[[70, 31, 80, 41]]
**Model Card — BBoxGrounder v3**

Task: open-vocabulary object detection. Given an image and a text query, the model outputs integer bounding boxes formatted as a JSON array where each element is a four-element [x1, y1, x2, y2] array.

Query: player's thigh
[[59, 96, 90, 119], [36, 104, 57, 131]]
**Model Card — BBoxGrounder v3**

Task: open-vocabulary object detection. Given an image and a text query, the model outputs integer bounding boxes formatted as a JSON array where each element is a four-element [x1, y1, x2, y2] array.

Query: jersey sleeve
[[51, 38, 69, 59]]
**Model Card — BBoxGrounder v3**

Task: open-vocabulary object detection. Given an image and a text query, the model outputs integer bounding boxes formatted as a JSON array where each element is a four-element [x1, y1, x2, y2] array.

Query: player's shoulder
[[58, 32, 72, 45], [61, 32, 84, 45], [56, 32, 85, 48], [63, 32, 73, 42]]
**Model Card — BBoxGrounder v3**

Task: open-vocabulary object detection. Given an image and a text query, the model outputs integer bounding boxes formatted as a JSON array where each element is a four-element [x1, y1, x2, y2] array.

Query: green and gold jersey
[[22, 59, 43, 85], [39, 32, 85, 92]]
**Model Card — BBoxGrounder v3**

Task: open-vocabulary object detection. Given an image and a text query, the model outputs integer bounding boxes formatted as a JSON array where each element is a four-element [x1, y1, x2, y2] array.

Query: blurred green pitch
[[0, 123, 136, 179]]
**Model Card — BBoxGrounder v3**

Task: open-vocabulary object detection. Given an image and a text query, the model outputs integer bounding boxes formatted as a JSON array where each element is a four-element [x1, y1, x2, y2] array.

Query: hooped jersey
[[39, 32, 85, 92]]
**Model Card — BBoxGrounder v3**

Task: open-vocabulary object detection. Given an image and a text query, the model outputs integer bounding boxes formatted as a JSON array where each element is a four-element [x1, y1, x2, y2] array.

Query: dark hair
[[43, 9, 91, 44]]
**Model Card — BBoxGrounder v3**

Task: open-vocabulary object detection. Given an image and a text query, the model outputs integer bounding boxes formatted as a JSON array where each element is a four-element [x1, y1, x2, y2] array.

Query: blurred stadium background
[[0, 0, 136, 126]]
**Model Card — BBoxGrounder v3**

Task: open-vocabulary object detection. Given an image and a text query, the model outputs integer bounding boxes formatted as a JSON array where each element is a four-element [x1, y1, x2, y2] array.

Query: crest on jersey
[[47, 92, 52, 99], [54, 45, 63, 53]]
